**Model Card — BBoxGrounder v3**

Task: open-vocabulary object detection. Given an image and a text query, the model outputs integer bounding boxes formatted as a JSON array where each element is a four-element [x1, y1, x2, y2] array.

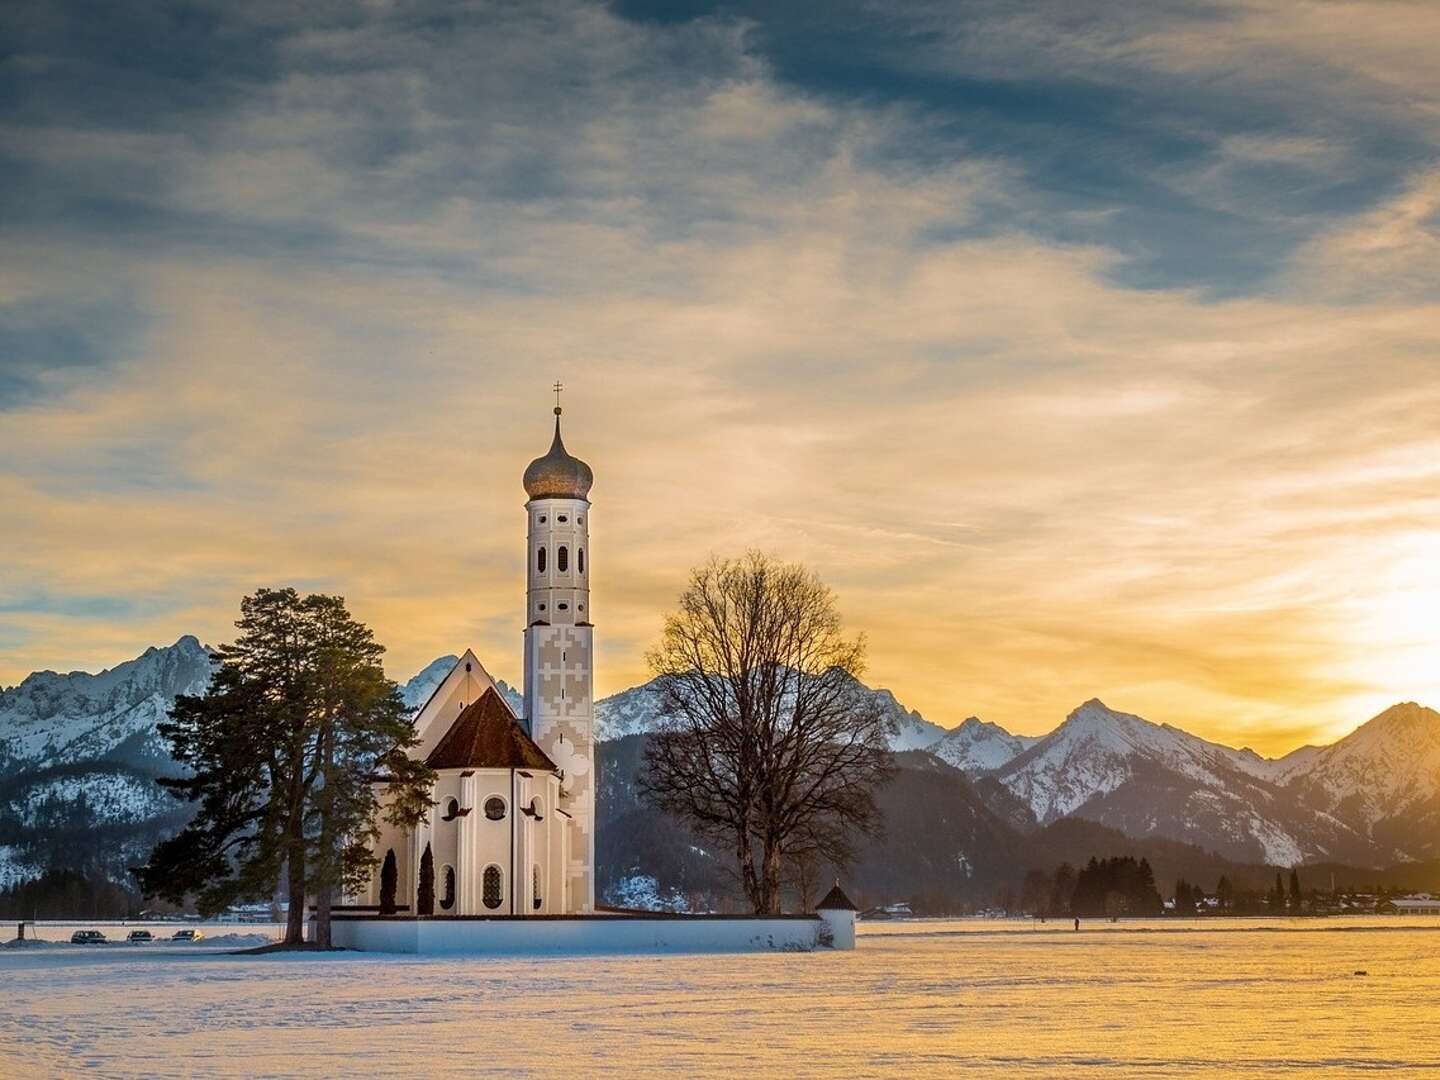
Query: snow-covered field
[[3, 918, 1438, 1077]]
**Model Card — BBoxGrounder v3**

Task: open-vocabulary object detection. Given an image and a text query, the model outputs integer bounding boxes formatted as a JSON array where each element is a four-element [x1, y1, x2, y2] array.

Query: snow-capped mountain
[[931, 716, 1039, 774], [1279, 703, 1440, 858], [989, 699, 1403, 865], [594, 676, 949, 750], [400, 655, 461, 712], [402, 655, 523, 717], [1278, 703, 1440, 818], [0, 636, 213, 777], [0, 637, 215, 888]]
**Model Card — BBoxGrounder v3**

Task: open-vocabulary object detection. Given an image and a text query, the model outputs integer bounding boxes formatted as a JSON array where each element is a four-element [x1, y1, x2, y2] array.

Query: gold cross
[[553, 381, 564, 410]]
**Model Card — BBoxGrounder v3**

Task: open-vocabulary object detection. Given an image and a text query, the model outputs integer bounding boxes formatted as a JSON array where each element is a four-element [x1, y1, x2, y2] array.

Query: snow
[[930, 716, 1039, 774], [595, 677, 949, 752], [400, 656, 522, 715], [604, 874, 689, 913], [998, 699, 1297, 821], [9, 770, 174, 826], [2, 919, 1437, 1076], [0, 843, 39, 889], [0, 636, 212, 772], [1282, 702, 1440, 822]]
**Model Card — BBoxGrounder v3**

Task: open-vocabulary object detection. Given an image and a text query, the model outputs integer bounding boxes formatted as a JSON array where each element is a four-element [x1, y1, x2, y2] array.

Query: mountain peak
[[1368, 701, 1437, 728]]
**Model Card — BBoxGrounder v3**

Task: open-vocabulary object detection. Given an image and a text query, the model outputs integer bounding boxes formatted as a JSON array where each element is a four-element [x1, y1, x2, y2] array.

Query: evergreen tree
[[1173, 878, 1192, 913], [1270, 872, 1286, 913], [1069, 856, 1163, 917], [137, 588, 434, 946], [1216, 875, 1233, 912], [417, 843, 435, 916], [1049, 863, 1076, 916], [378, 849, 398, 916], [1289, 868, 1303, 915]]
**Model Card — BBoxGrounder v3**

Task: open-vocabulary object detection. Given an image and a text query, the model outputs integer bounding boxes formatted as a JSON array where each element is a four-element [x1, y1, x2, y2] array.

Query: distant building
[[1390, 895, 1440, 915]]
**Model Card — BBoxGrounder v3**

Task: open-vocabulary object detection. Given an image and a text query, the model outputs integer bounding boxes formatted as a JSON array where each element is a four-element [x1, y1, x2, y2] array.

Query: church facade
[[353, 404, 596, 916]]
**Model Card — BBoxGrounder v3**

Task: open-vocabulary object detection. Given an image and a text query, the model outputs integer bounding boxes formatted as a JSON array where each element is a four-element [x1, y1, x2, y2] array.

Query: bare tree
[[640, 552, 895, 914]]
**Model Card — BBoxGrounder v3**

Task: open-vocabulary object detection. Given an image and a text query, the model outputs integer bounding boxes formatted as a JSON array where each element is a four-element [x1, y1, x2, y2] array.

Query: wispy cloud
[[1, 0, 1437, 753]]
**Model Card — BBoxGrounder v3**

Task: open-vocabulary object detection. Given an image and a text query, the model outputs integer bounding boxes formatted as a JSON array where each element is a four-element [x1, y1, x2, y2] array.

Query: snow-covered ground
[[3, 919, 1437, 1077]]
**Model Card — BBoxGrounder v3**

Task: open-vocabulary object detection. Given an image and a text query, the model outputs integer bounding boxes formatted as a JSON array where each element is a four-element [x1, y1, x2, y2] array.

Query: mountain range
[[3, 637, 1438, 904]]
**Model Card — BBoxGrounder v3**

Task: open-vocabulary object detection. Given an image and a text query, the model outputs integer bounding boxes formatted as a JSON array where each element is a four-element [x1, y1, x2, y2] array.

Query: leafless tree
[[640, 552, 895, 914]]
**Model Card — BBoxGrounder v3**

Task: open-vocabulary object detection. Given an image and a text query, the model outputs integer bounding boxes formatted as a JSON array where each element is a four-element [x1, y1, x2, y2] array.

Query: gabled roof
[[817, 883, 858, 911], [412, 649, 512, 755], [425, 687, 557, 772]]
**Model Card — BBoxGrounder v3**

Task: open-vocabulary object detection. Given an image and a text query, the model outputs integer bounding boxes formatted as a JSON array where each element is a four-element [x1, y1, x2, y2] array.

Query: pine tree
[[1216, 875, 1233, 912], [378, 849, 398, 916], [1289, 868, 1303, 915], [1270, 872, 1285, 913], [137, 588, 434, 946], [1173, 878, 1192, 913], [417, 843, 435, 916]]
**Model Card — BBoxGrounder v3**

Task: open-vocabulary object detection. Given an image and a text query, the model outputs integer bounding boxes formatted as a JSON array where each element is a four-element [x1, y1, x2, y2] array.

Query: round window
[[484, 796, 507, 821]]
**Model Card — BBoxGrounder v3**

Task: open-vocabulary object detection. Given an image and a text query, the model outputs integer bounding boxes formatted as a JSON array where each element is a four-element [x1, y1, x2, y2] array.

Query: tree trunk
[[285, 848, 306, 945], [313, 719, 336, 949], [761, 835, 783, 915], [737, 829, 762, 914]]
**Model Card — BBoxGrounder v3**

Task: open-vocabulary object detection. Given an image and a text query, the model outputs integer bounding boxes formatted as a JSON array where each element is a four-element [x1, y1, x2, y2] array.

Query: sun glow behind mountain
[[1338, 533, 1440, 732]]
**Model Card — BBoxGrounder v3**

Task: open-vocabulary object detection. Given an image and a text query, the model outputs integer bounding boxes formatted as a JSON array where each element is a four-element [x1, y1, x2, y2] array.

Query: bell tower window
[[578, 548, 585, 574], [537, 547, 546, 573], [558, 546, 568, 572]]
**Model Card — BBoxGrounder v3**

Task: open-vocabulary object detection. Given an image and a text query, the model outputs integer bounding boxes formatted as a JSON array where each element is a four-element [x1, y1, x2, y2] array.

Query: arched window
[[537, 547, 546, 573], [483, 865, 503, 910], [442, 797, 460, 821], [484, 796, 507, 821], [557, 546, 568, 572], [533, 864, 543, 911], [578, 548, 585, 574], [440, 865, 456, 911], [530, 796, 544, 821]]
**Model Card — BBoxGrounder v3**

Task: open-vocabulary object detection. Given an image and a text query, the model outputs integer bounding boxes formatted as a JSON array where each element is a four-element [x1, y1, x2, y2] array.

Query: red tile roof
[[425, 688, 558, 772]]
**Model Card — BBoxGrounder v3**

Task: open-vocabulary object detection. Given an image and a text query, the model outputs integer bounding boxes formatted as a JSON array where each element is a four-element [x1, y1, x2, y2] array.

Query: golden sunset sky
[[2, 1, 1438, 753]]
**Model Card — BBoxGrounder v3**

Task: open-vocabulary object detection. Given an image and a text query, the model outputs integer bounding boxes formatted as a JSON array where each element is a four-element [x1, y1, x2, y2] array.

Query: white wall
[[324, 914, 852, 954]]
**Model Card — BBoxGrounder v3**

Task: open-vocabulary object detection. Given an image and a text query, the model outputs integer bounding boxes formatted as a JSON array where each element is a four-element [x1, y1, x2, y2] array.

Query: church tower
[[521, 395, 595, 913]]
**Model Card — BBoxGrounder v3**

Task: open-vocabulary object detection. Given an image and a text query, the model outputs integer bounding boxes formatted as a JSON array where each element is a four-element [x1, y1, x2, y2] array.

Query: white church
[[352, 401, 598, 916]]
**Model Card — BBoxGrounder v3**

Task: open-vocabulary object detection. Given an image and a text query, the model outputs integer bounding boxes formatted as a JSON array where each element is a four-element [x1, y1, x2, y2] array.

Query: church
[[352, 400, 597, 916]]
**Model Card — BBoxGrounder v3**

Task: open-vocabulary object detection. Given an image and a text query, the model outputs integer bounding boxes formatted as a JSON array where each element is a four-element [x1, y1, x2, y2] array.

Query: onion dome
[[523, 407, 593, 501]]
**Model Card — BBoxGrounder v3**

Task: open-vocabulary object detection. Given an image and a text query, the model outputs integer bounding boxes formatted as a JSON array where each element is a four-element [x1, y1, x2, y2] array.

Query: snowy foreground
[[4, 918, 1439, 1077]]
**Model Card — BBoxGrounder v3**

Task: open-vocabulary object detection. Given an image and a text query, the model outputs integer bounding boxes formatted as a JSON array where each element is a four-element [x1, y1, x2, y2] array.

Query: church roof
[[523, 409, 593, 501], [425, 687, 558, 772], [816, 883, 858, 911]]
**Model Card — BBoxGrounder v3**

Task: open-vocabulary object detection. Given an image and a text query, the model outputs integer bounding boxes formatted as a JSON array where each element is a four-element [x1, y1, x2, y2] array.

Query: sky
[[2, 0, 1438, 754]]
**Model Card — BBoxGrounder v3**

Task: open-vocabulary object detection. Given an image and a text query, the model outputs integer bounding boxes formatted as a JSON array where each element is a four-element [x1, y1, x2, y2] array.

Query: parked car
[[126, 929, 153, 944], [70, 930, 107, 945], [171, 928, 204, 942]]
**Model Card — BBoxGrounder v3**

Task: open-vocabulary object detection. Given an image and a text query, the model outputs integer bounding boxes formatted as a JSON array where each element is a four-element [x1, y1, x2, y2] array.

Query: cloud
[[1, 0, 1438, 754]]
